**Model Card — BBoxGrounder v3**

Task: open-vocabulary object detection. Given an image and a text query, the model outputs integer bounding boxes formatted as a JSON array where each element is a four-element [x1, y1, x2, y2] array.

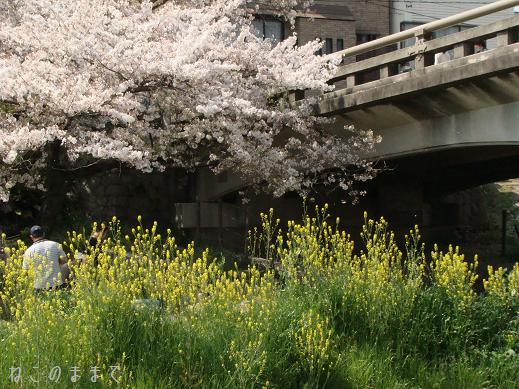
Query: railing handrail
[[329, 14, 519, 83], [330, 0, 519, 61]]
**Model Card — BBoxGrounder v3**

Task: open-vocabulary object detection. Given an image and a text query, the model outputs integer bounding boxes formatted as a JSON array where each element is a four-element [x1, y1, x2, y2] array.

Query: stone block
[[106, 185, 122, 196]]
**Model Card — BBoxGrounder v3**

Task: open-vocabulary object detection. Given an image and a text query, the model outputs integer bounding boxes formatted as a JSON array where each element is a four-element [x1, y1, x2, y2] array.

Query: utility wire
[[368, 0, 515, 21], [388, 1, 501, 3], [366, 0, 441, 20], [342, 0, 511, 4], [339, 0, 517, 11]]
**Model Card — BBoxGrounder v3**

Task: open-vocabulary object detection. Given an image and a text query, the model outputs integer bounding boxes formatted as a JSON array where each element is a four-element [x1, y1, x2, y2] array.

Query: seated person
[[23, 225, 68, 291], [434, 51, 451, 65], [474, 39, 487, 54], [73, 226, 109, 267]]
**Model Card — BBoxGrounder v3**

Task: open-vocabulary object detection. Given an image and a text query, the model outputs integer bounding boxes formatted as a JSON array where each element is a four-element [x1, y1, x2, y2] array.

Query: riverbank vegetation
[[0, 207, 518, 388]]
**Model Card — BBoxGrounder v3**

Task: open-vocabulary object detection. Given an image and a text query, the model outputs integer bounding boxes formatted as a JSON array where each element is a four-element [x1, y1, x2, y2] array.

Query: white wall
[[390, 0, 518, 34]]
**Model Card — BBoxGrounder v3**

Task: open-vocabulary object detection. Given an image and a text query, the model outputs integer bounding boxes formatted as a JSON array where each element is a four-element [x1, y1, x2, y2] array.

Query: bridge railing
[[293, 0, 519, 102], [336, 15, 519, 87], [329, 15, 519, 91]]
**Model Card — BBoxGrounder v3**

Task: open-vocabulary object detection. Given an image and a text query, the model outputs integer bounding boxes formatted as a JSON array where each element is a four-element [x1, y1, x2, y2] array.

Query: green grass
[[0, 209, 518, 388]]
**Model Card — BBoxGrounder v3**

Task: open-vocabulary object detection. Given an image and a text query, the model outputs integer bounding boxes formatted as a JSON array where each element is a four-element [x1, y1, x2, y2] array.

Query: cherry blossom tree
[[0, 0, 379, 204]]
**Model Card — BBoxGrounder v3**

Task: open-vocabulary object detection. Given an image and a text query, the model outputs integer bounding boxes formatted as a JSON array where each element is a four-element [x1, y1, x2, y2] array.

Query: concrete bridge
[[305, 4, 519, 231], [177, 1, 519, 246], [303, 6, 519, 234], [315, 12, 519, 194]]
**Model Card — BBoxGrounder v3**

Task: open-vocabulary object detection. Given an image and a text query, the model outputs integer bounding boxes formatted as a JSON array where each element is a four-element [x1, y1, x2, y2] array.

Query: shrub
[[0, 208, 517, 388]]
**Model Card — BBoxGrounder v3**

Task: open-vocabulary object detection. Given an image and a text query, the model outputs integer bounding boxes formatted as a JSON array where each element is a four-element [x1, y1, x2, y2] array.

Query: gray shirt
[[23, 239, 66, 289]]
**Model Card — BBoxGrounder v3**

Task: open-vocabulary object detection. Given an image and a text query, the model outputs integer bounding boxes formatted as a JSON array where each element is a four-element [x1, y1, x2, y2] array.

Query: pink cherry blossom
[[0, 0, 378, 202]]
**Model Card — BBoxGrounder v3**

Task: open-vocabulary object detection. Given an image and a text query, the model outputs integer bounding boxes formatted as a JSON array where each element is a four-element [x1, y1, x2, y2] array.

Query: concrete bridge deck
[[313, 15, 519, 161]]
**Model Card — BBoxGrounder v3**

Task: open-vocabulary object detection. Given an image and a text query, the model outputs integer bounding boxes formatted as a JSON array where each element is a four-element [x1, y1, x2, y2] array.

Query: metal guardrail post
[[502, 210, 508, 256], [218, 199, 223, 248], [243, 205, 249, 255], [196, 200, 201, 241]]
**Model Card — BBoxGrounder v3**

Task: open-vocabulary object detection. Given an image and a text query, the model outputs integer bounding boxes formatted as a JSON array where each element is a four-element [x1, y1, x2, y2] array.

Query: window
[[337, 38, 344, 51], [325, 38, 333, 54], [251, 17, 284, 44], [357, 33, 378, 45], [315, 38, 323, 56], [399, 22, 472, 48]]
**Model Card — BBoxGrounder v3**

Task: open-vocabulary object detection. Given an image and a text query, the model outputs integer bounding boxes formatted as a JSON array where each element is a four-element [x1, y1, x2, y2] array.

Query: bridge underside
[[313, 62, 519, 236], [377, 144, 519, 195], [327, 69, 519, 161]]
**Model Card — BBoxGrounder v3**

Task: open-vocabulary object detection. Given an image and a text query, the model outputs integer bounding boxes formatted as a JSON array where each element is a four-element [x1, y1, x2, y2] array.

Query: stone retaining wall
[[74, 168, 191, 226]]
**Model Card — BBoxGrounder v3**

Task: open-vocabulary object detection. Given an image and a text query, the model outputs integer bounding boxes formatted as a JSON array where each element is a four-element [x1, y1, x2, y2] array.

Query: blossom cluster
[[0, 0, 378, 202]]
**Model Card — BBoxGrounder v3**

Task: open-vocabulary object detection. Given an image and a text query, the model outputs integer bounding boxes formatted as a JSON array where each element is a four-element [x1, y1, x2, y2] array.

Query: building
[[390, 0, 518, 49], [253, 0, 391, 54]]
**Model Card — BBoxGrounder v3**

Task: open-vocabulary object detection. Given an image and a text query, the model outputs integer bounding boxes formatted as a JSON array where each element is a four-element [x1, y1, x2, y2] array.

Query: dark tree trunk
[[40, 141, 69, 233]]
